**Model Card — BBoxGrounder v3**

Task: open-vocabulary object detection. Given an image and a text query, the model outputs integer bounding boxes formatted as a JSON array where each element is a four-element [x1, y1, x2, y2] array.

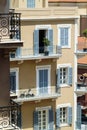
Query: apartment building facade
[[8, 0, 80, 130]]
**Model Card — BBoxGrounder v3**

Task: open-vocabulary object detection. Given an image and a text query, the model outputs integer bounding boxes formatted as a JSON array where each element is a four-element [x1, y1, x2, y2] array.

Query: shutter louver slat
[[56, 69, 60, 93], [48, 29, 53, 54], [48, 109, 54, 130], [77, 104, 81, 129], [56, 108, 60, 128], [67, 107, 72, 125], [34, 30, 39, 55], [68, 67, 72, 85], [33, 111, 38, 130]]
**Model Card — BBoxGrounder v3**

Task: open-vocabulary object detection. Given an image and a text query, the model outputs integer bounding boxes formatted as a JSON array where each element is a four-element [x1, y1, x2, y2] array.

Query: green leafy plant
[[82, 29, 87, 37], [43, 38, 50, 46]]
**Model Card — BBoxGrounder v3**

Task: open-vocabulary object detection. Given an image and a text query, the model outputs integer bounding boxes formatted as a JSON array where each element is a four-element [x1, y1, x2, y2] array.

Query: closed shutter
[[48, 29, 53, 54], [34, 30, 39, 55], [33, 111, 38, 130], [56, 108, 60, 128], [60, 28, 68, 46], [48, 109, 54, 130], [77, 104, 81, 129], [10, 72, 16, 92], [56, 69, 60, 93], [27, 0, 35, 8], [67, 107, 72, 125], [68, 67, 72, 85]]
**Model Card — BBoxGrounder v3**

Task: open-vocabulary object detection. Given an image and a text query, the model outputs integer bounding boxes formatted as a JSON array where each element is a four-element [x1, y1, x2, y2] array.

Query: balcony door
[[37, 66, 50, 95]]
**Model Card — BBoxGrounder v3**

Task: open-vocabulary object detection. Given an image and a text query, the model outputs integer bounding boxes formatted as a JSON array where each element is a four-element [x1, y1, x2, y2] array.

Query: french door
[[37, 67, 50, 95]]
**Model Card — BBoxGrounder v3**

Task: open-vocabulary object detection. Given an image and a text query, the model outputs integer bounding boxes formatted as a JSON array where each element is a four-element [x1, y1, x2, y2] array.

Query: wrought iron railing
[[0, 100, 21, 129], [10, 45, 62, 58], [0, 12, 21, 41]]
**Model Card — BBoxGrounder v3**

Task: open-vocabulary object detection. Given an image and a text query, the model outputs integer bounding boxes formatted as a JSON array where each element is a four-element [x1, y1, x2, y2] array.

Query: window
[[57, 65, 72, 87], [27, 0, 35, 8], [60, 68, 67, 84], [34, 25, 53, 55], [56, 104, 72, 127], [38, 109, 48, 130], [36, 66, 51, 95], [10, 68, 19, 94], [60, 107, 67, 124], [58, 24, 71, 48], [33, 107, 54, 130]]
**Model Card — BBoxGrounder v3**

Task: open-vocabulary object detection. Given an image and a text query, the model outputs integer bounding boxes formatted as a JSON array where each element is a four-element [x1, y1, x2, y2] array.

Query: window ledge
[[60, 123, 69, 127]]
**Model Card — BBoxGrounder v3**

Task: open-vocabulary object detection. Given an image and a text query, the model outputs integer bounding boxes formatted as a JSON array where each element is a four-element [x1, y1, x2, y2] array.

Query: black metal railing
[[9, 12, 21, 40], [0, 100, 21, 129], [0, 12, 21, 41]]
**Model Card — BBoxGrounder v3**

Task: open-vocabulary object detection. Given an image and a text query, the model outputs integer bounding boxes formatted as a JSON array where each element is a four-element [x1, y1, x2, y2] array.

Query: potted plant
[[82, 29, 87, 51], [43, 37, 50, 55]]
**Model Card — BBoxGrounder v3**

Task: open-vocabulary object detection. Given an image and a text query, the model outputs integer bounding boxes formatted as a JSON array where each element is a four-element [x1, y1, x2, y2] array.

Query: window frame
[[57, 24, 71, 48], [36, 106, 51, 130], [10, 68, 19, 95], [57, 103, 71, 127], [36, 65, 51, 95], [57, 64, 72, 87], [27, 0, 35, 8]]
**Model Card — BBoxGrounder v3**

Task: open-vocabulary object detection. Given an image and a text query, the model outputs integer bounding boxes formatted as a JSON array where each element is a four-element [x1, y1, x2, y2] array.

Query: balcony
[[0, 12, 21, 40], [75, 83, 87, 95], [10, 45, 62, 61], [11, 86, 61, 103], [0, 12, 23, 49], [76, 37, 87, 56], [0, 100, 21, 130]]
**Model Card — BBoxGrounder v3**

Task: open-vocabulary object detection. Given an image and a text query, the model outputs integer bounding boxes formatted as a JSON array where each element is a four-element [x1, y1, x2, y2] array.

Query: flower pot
[[44, 46, 49, 55]]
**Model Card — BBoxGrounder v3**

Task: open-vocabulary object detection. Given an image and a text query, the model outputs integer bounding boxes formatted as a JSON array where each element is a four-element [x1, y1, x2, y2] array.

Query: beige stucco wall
[[10, 59, 57, 90], [21, 99, 55, 130], [21, 19, 75, 49], [10, 18, 75, 130], [10, 0, 48, 8]]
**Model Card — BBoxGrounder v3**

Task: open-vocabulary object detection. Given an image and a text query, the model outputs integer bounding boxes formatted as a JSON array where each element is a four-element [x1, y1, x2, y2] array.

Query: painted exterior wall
[[0, 0, 9, 13], [9, 0, 78, 130], [10, 0, 48, 8]]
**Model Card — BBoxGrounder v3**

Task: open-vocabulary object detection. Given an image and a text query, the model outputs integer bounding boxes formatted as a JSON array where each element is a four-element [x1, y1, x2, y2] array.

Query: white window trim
[[57, 24, 71, 48], [10, 68, 19, 94], [36, 65, 51, 94], [57, 103, 71, 127], [35, 25, 52, 30], [36, 106, 51, 111], [57, 63, 72, 87]]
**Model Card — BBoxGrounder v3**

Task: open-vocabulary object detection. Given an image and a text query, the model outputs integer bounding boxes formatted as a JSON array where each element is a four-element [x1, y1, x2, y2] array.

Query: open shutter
[[48, 109, 54, 130], [33, 111, 38, 130], [56, 69, 60, 93], [56, 108, 60, 128], [76, 104, 81, 129], [67, 107, 72, 125], [10, 72, 16, 92], [17, 106, 22, 128], [34, 30, 39, 55], [48, 29, 53, 54], [16, 47, 21, 57], [68, 67, 72, 85]]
